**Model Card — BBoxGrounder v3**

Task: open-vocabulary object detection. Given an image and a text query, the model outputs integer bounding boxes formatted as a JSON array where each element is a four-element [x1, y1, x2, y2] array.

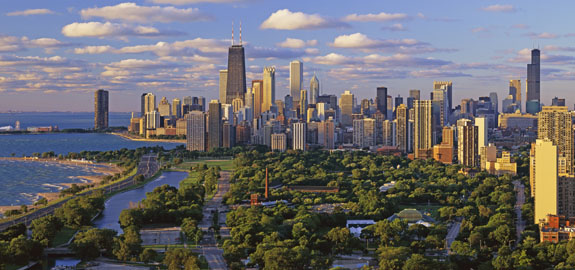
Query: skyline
[[2, 1, 575, 111]]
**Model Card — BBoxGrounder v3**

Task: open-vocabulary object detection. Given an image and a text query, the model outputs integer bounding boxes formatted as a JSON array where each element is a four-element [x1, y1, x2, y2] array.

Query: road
[[445, 218, 462, 254], [0, 154, 159, 231], [197, 171, 230, 270], [513, 180, 526, 245]]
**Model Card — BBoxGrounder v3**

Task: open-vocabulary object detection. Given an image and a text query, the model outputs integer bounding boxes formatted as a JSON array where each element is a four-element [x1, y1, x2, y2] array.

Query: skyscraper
[[509, 79, 521, 112], [340, 90, 354, 127], [457, 118, 479, 167], [396, 104, 409, 153], [526, 49, 540, 112], [262, 67, 275, 113], [208, 100, 222, 151], [219, 69, 228, 103], [144, 93, 156, 114], [409, 89, 421, 101], [434, 81, 452, 113], [226, 44, 247, 104], [186, 111, 206, 152], [290, 60, 303, 105], [271, 133, 287, 152], [300, 89, 308, 120], [310, 74, 319, 105], [432, 88, 448, 130], [538, 106, 574, 175], [94, 89, 109, 130], [158, 97, 171, 117], [252, 80, 263, 119], [172, 98, 181, 118], [532, 139, 558, 223], [292, 122, 306, 151], [376, 87, 388, 116], [414, 100, 433, 158], [475, 116, 488, 148], [140, 93, 149, 117], [382, 120, 396, 146]]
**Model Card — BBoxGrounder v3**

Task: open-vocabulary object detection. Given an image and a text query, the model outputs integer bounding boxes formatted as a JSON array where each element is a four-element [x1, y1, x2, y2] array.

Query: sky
[[0, 0, 574, 112]]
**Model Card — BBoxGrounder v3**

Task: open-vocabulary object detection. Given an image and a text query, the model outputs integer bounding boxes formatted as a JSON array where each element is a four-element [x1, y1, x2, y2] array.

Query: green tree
[[325, 227, 353, 255], [31, 215, 63, 246], [181, 218, 203, 245], [402, 254, 434, 270], [163, 248, 200, 270], [140, 248, 158, 263], [378, 246, 411, 270], [71, 228, 116, 261]]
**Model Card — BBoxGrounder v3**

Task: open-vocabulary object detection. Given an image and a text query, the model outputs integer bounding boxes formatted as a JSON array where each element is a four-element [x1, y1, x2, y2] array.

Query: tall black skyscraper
[[527, 49, 540, 103], [95, 89, 109, 130], [376, 87, 388, 116], [226, 44, 247, 104]]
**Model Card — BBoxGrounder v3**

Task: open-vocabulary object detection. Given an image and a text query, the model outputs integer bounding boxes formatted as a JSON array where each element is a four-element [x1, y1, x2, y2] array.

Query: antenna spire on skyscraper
[[240, 21, 242, 45], [232, 21, 234, 45]]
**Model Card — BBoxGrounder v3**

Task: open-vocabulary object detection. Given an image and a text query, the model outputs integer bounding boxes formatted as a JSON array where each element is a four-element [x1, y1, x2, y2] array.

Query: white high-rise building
[[475, 116, 488, 148], [144, 93, 156, 113], [219, 70, 228, 103], [186, 111, 206, 151], [292, 122, 307, 151], [310, 74, 319, 105]]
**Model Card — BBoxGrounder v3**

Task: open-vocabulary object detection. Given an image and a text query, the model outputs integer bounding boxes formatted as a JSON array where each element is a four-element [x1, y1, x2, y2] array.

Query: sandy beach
[[111, 132, 185, 143], [0, 158, 122, 213]]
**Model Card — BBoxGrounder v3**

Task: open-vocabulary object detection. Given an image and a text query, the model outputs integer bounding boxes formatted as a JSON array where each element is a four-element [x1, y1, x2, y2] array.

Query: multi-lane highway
[[0, 154, 159, 231], [197, 171, 231, 270]]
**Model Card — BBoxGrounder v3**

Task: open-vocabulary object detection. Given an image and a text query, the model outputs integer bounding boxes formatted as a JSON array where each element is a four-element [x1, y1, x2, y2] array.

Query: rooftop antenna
[[240, 21, 243, 45], [232, 21, 234, 45]]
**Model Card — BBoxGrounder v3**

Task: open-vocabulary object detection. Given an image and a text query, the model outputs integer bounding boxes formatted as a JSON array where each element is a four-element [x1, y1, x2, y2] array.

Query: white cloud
[[260, 9, 347, 30], [481, 4, 516, 13], [343, 12, 408, 22], [309, 53, 356, 65], [472, 27, 488, 33], [74, 38, 228, 57], [329, 33, 420, 49], [276, 38, 317, 48], [6, 9, 54, 16], [0, 35, 70, 53], [524, 32, 558, 39], [80, 2, 211, 23], [62, 22, 181, 39], [382, 23, 406, 32]]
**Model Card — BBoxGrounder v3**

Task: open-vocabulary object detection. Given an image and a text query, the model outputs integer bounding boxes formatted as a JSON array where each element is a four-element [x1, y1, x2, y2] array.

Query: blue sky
[[0, 0, 574, 112]]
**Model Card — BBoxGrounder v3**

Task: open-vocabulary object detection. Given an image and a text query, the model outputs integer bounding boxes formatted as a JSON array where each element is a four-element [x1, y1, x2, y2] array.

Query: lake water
[[93, 171, 189, 233], [0, 133, 183, 157], [0, 160, 103, 206], [0, 112, 132, 130]]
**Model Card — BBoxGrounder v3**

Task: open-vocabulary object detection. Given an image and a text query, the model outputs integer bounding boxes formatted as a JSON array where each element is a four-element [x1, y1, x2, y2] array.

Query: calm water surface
[[93, 171, 188, 233]]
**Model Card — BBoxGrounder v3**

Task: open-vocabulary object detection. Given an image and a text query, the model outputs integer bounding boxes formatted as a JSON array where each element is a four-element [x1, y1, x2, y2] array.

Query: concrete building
[[271, 133, 287, 152], [475, 116, 488, 148], [538, 106, 574, 175], [532, 139, 558, 223], [262, 67, 275, 113], [480, 143, 497, 170], [457, 119, 478, 167], [145, 110, 160, 130], [208, 100, 222, 151], [186, 111, 206, 151], [144, 93, 156, 114], [499, 112, 538, 130], [292, 122, 307, 151], [434, 81, 452, 113], [396, 104, 409, 153], [340, 90, 354, 127], [485, 151, 517, 176], [300, 89, 308, 120], [290, 60, 303, 105], [376, 87, 388, 116], [382, 120, 396, 146], [433, 126, 454, 164], [414, 100, 433, 158], [219, 69, 228, 103], [509, 79, 521, 112], [94, 89, 109, 130], [252, 80, 263, 119], [310, 74, 319, 105], [158, 97, 171, 117], [172, 98, 181, 118]]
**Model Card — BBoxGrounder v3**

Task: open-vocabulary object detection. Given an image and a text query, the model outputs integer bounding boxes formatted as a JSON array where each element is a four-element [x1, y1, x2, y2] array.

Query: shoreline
[[0, 158, 122, 213], [110, 132, 186, 144]]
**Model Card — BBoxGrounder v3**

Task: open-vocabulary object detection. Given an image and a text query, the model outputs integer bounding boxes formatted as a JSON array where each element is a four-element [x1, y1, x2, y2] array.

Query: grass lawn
[[175, 159, 234, 171], [51, 226, 77, 247], [397, 204, 443, 220]]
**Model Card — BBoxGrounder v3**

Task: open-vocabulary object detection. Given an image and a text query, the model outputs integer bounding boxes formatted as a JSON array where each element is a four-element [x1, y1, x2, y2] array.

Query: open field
[[397, 204, 443, 220]]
